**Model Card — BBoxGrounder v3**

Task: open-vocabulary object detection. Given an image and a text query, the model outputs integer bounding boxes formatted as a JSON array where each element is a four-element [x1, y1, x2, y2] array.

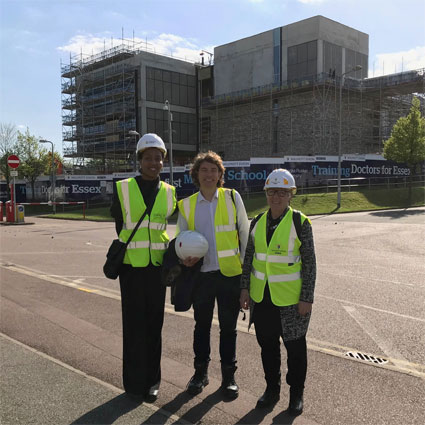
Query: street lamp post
[[129, 130, 140, 172], [337, 65, 362, 208], [40, 139, 56, 214], [163, 100, 174, 187]]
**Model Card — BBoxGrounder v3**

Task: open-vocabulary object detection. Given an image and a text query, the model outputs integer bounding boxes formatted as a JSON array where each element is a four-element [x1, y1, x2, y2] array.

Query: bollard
[[17, 204, 25, 223], [5, 201, 14, 222], [0, 202, 3, 221]]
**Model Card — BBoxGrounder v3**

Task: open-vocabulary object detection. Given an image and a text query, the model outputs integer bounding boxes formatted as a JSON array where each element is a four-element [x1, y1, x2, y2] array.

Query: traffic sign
[[10, 170, 18, 177], [7, 155, 20, 169]]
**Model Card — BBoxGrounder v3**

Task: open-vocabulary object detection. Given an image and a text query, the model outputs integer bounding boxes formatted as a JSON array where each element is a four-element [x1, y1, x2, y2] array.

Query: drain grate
[[345, 351, 388, 365]]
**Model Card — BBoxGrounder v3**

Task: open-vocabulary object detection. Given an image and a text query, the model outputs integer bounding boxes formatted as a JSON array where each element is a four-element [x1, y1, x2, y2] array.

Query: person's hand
[[298, 301, 312, 316], [182, 256, 200, 267], [240, 289, 250, 310]]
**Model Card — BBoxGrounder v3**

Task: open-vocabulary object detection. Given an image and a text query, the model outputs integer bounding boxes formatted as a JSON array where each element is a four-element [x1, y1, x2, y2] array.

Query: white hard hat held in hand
[[136, 133, 167, 157], [264, 168, 297, 195], [175, 231, 209, 261]]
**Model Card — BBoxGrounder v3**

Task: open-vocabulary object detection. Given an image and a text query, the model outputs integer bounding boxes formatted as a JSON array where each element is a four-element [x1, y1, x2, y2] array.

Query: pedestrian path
[[0, 334, 184, 425]]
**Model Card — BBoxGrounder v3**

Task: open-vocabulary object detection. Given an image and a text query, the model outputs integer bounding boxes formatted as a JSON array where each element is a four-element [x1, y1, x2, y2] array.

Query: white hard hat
[[136, 133, 167, 157], [264, 168, 297, 194], [175, 231, 209, 261]]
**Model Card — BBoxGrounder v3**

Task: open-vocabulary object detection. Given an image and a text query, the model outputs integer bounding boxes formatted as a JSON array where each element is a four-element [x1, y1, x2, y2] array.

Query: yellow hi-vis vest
[[177, 188, 242, 277], [250, 207, 309, 306], [117, 178, 176, 267]]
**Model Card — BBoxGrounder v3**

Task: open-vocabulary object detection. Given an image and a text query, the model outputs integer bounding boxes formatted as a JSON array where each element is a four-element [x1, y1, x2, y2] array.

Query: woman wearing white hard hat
[[110, 133, 176, 402], [240, 168, 316, 416]]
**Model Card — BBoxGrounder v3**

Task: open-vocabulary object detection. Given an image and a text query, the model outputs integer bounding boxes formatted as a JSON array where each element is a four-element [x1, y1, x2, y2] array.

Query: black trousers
[[192, 271, 241, 365], [119, 264, 166, 395], [253, 284, 307, 392]]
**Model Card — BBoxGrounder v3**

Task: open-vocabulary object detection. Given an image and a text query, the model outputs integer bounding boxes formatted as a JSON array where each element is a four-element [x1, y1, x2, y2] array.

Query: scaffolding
[[61, 39, 157, 173], [200, 69, 425, 160]]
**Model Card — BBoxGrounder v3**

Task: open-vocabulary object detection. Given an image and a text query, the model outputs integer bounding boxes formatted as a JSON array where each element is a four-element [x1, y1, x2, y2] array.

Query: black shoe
[[144, 384, 159, 403], [287, 390, 303, 416], [186, 361, 209, 395], [256, 389, 280, 408], [186, 373, 209, 395], [220, 379, 239, 400], [220, 364, 239, 400]]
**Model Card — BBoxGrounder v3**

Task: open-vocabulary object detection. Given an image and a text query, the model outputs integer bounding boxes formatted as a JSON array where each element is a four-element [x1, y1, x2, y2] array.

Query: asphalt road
[[1, 207, 424, 425]]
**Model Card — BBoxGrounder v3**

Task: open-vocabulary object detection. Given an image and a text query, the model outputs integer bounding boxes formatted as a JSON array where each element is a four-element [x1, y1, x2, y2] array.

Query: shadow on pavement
[[236, 406, 296, 425], [70, 393, 141, 424], [170, 389, 224, 424], [141, 391, 192, 424], [272, 409, 298, 424], [369, 208, 424, 219]]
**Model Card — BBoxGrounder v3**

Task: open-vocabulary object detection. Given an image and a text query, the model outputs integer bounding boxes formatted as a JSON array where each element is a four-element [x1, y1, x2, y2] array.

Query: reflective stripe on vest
[[177, 188, 241, 277], [254, 253, 301, 263], [250, 208, 306, 306], [117, 179, 176, 267]]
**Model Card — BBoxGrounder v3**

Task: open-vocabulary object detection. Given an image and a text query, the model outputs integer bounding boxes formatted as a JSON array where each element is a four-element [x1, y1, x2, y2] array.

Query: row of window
[[287, 40, 318, 81], [146, 108, 197, 145], [146, 67, 197, 108]]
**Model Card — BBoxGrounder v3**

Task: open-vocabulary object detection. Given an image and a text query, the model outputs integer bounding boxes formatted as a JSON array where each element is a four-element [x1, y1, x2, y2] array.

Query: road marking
[[0, 332, 189, 425], [2, 261, 424, 380], [322, 263, 425, 275], [78, 287, 95, 293], [318, 294, 425, 323], [320, 270, 415, 287], [342, 305, 417, 374]]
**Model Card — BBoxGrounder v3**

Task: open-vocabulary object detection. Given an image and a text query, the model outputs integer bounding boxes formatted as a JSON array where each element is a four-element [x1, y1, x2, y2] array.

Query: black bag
[[103, 239, 127, 279], [103, 183, 159, 280]]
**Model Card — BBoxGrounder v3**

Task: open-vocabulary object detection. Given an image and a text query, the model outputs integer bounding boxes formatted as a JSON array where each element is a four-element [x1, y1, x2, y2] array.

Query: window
[[287, 40, 317, 81], [146, 107, 197, 145], [146, 66, 196, 108], [323, 41, 342, 78]]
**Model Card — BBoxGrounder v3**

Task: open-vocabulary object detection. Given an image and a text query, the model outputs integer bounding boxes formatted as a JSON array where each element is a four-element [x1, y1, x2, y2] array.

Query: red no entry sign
[[7, 155, 20, 169]]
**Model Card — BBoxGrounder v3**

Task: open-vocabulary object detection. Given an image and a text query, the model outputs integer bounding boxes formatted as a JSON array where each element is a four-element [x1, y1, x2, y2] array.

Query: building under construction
[[61, 40, 198, 173], [199, 69, 424, 160], [61, 16, 425, 172]]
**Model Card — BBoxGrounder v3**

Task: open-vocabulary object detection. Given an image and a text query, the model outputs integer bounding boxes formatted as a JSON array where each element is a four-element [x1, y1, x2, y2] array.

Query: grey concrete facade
[[213, 30, 275, 95], [213, 15, 368, 96]]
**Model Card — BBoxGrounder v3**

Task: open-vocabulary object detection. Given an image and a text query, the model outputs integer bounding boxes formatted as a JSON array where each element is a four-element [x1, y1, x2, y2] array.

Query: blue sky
[[1, 0, 424, 154]]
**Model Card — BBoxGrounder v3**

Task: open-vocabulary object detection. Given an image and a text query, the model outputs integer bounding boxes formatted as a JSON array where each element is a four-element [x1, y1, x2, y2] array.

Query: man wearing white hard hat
[[110, 133, 176, 402], [240, 168, 316, 416], [177, 151, 249, 400]]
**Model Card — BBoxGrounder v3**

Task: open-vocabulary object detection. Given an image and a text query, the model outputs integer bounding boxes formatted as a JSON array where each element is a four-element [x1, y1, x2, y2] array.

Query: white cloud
[[57, 34, 112, 57], [370, 46, 425, 77], [57, 33, 213, 63]]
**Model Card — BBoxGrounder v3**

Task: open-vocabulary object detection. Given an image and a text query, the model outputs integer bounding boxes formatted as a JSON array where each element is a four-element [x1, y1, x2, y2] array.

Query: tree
[[45, 151, 64, 176], [18, 129, 49, 201], [383, 96, 425, 199], [0, 123, 19, 198]]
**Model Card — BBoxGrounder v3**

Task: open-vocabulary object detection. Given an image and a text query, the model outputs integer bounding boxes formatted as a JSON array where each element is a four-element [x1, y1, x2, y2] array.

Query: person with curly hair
[[177, 151, 249, 400]]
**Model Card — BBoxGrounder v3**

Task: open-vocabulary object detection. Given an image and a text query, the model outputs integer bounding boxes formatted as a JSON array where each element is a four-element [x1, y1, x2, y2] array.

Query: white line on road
[[343, 305, 418, 374], [318, 294, 425, 322], [320, 270, 415, 287]]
